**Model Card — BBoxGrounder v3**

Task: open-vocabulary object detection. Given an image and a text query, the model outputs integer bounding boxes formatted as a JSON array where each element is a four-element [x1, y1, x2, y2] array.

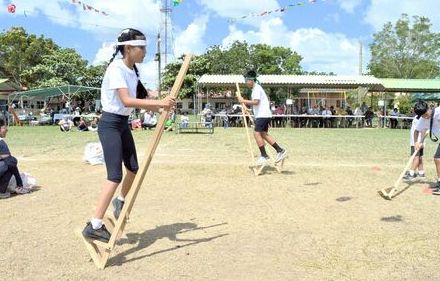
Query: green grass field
[[5, 125, 433, 172], [2, 125, 440, 280]]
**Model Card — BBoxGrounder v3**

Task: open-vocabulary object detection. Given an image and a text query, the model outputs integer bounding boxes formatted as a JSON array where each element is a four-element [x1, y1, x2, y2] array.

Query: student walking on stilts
[[237, 70, 287, 166]]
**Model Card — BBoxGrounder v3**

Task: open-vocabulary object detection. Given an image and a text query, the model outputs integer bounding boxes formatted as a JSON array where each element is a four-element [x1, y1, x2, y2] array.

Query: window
[[36, 101, 45, 109]]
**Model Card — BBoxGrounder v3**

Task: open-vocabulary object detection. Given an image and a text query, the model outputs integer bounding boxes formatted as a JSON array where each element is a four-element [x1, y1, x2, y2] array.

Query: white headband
[[116, 40, 147, 46]]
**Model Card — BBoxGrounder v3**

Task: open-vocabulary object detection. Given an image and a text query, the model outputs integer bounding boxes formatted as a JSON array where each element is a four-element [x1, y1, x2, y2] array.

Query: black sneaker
[[112, 198, 124, 220], [432, 188, 440, 195], [82, 222, 111, 243]]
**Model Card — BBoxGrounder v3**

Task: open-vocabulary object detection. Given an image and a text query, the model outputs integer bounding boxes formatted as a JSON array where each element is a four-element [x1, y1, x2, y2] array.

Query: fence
[[212, 114, 414, 129]]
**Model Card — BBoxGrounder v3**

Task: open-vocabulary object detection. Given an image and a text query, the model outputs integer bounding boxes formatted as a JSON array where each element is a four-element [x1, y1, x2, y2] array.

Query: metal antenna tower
[[160, 0, 175, 68]]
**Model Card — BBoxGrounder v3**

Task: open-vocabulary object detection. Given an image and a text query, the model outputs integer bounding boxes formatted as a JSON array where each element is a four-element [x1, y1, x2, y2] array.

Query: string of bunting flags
[[6, 1, 109, 16], [69, 0, 109, 16], [229, 0, 324, 22]]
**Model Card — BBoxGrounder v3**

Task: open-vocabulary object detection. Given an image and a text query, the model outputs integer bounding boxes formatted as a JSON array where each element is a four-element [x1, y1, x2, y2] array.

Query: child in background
[[0, 118, 31, 199], [237, 70, 287, 165], [404, 100, 429, 181]]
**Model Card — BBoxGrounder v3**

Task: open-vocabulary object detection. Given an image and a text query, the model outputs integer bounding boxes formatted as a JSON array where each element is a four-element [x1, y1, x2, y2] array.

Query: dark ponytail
[[109, 46, 122, 64], [133, 64, 148, 99]]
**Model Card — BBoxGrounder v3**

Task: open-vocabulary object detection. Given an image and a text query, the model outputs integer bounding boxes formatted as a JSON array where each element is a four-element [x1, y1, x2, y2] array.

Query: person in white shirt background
[[404, 100, 429, 181], [237, 70, 287, 165], [414, 101, 440, 195]]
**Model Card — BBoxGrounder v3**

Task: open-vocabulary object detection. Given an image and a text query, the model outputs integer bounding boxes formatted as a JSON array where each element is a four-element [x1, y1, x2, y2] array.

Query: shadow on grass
[[304, 182, 321, 186], [387, 179, 433, 199], [336, 196, 352, 202], [381, 215, 403, 222], [108, 222, 228, 267]]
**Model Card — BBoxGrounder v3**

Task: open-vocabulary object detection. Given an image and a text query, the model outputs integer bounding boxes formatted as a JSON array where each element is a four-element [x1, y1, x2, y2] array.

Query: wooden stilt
[[235, 83, 255, 164], [77, 54, 192, 269], [251, 158, 286, 176], [378, 131, 428, 200]]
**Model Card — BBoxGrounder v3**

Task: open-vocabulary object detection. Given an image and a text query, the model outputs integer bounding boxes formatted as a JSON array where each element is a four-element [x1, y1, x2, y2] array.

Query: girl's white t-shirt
[[251, 83, 272, 118], [100, 59, 138, 116]]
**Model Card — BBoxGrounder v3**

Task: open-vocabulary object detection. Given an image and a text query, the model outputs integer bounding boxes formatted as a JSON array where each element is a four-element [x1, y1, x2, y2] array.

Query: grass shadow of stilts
[[108, 222, 228, 267], [381, 179, 433, 200]]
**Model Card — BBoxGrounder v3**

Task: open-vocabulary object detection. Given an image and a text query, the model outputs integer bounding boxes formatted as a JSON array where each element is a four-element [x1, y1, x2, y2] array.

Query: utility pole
[[155, 32, 161, 93], [160, 0, 174, 69], [358, 41, 363, 75]]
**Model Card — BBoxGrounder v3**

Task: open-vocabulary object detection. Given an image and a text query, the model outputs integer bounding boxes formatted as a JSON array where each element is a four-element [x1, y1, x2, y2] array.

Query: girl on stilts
[[82, 28, 175, 242]]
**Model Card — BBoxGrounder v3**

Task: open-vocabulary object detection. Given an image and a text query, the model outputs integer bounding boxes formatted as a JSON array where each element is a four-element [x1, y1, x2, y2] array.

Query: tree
[[22, 48, 89, 88], [0, 27, 58, 86], [162, 41, 304, 99], [250, 44, 302, 75], [368, 14, 440, 78], [161, 55, 210, 98]]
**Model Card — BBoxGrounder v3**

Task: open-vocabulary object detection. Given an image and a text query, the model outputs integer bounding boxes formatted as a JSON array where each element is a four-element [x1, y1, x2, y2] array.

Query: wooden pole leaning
[[378, 131, 429, 200], [78, 54, 192, 269], [235, 83, 255, 163]]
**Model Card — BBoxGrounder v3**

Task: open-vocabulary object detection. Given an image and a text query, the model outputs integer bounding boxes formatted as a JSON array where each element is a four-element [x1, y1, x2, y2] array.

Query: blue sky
[[1, 0, 440, 88]]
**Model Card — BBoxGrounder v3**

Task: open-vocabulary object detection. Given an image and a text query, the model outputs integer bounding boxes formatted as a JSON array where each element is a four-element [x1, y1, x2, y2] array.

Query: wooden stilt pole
[[235, 83, 255, 161], [77, 54, 192, 269]]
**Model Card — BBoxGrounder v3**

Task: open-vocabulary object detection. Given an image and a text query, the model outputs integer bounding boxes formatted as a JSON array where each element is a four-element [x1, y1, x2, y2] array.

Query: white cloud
[[222, 18, 363, 75], [174, 16, 209, 56], [336, 0, 362, 14], [93, 42, 115, 65], [364, 0, 440, 31], [4, 0, 161, 36], [289, 28, 361, 74], [137, 61, 159, 89]]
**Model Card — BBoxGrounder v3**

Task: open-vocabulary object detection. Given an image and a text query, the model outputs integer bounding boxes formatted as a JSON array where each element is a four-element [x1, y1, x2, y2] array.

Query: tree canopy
[[0, 26, 105, 89], [161, 41, 304, 99], [368, 14, 440, 79]]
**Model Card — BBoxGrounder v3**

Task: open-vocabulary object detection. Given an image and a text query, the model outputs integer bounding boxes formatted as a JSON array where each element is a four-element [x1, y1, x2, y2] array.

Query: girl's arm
[[117, 88, 175, 111]]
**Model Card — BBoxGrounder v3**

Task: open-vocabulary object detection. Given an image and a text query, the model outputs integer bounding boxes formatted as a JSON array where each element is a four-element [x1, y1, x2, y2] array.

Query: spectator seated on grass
[[142, 111, 157, 130], [0, 118, 31, 199], [164, 116, 174, 132], [88, 118, 98, 132], [78, 117, 89, 132], [59, 117, 74, 132]]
